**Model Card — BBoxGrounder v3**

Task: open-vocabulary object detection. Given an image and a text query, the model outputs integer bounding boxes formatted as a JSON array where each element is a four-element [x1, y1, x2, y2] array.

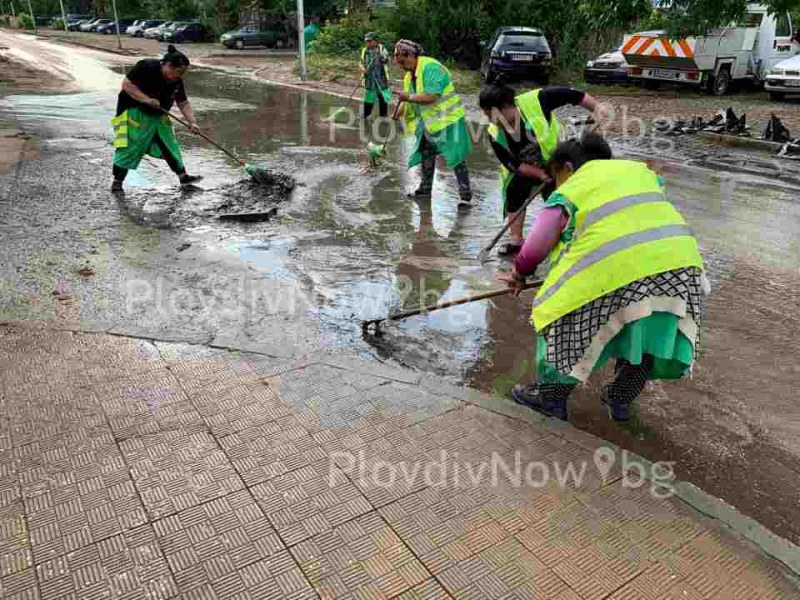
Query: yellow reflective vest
[[488, 89, 561, 203], [403, 56, 467, 136], [532, 159, 704, 331]]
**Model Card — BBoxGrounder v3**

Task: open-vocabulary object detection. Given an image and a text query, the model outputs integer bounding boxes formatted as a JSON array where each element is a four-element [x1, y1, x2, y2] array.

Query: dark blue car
[[481, 27, 552, 84]]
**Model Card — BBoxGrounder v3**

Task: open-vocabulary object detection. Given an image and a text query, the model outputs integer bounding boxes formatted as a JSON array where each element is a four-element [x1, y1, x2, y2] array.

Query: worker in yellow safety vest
[[499, 133, 709, 422], [361, 33, 391, 121], [393, 39, 473, 209], [479, 79, 603, 256]]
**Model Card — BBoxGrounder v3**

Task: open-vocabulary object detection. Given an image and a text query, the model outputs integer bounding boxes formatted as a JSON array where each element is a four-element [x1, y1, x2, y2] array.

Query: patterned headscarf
[[394, 39, 424, 57]]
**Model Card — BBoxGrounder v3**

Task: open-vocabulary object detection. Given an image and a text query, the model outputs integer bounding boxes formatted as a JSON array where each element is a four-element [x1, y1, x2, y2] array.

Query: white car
[[765, 53, 800, 101], [128, 19, 163, 36]]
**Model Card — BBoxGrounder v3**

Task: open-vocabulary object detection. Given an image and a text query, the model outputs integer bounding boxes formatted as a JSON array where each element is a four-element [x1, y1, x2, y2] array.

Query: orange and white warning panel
[[622, 34, 696, 58]]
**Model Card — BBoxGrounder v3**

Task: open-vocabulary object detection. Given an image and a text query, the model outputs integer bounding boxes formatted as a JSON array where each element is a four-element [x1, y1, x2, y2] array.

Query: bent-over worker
[[480, 79, 603, 255], [500, 134, 709, 422], [111, 45, 202, 192]]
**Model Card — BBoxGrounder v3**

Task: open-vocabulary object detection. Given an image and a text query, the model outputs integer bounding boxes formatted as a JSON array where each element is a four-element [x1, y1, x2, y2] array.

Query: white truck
[[622, 4, 799, 94]]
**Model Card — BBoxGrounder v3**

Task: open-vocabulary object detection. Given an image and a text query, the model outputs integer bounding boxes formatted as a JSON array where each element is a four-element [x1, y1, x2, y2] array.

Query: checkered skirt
[[540, 267, 705, 376]]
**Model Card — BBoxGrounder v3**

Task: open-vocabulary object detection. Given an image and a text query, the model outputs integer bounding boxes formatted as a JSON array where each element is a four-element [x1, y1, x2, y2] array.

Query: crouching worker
[[500, 134, 709, 422], [111, 45, 203, 192]]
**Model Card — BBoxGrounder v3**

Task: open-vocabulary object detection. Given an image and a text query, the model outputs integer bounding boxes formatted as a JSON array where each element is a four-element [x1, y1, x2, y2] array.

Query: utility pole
[[296, 0, 307, 81], [58, 0, 67, 32], [10, 0, 15, 18], [25, 0, 36, 33], [109, 0, 122, 49]]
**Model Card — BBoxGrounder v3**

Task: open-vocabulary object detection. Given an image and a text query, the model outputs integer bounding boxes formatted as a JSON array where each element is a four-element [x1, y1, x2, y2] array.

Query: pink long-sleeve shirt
[[514, 206, 570, 276]]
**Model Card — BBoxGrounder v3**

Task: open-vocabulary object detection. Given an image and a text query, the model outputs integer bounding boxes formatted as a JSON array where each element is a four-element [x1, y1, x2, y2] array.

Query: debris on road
[[78, 264, 95, 278], [763, 114, 800, 161], [176, 242, 192, 252], [655, 107, 748, 137], [218, 208, 279, 222]]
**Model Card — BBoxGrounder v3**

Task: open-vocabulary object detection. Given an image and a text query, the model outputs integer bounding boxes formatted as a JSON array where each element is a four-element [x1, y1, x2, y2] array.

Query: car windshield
[[496, 32, 550, 52]]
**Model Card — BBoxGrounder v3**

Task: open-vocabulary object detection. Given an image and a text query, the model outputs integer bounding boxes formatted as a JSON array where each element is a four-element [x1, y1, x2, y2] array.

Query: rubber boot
[[455, 162, 472, 210]]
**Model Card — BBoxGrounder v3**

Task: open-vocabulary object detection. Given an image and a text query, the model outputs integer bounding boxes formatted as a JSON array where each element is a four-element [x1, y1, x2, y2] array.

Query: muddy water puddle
[[4, 55, 800, 541]]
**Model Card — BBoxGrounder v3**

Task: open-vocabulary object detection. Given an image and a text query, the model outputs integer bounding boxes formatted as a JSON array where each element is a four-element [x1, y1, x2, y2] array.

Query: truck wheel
[[770, 92, 785, 102], [235, 39, 244, 50], [709, 67, 731, 96]]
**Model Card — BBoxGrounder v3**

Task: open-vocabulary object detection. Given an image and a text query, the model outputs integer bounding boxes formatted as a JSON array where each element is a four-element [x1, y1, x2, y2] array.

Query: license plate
[[511, 54, 533, 62], [651, 68, 678, 79], [786, 79, 800, 87]]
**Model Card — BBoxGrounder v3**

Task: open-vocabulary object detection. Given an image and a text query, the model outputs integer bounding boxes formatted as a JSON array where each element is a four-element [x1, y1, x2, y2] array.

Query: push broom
[[163, 109, 273, 184]]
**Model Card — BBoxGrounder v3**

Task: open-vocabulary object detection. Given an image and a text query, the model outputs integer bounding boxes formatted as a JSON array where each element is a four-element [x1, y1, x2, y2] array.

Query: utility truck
[[622, 4, 800, 94]]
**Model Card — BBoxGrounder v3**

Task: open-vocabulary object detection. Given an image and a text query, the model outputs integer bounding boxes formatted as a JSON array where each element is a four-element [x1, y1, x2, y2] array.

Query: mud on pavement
[[2, 29, 800, 546]]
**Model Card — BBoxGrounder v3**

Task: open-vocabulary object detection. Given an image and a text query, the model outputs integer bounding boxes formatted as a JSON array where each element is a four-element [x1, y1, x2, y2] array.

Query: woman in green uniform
[[393, 40, 473, 208], [361, 32, 391, 122], [501, 134, 709, 422], [111, 45, 202, 192]]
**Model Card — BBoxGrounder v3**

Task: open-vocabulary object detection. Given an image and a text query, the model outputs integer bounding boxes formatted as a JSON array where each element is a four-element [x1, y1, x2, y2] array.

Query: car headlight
[[771, 67, 784, 75], [586, 60, 595, 68]]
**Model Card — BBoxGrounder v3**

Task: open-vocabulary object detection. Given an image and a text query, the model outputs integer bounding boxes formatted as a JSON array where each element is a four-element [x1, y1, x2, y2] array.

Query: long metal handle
[[164, 110, 247, 168], [477, 183, 544, 261], [362, 279, 543, 328]]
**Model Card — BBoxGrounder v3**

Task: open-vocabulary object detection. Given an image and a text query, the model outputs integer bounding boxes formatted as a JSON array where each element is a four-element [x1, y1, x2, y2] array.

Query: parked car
[[220, 24, 286, 49], [144, 21, 172, 39], [67, 18, 91, 31], [480, 27, 552, 84], [98, 19, 136, 34], [160, 21, 186, 40], [127, 19, 163, 36], [81, 18, 111, 32], [584, 45, 629, 84], [765, 53, 800, 101], [165, 22, 212, 43]]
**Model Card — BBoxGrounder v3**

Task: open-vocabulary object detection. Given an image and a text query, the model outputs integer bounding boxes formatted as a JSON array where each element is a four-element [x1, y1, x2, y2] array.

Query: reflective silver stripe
[[579, 192, 669, 234], [533, 224, 693, 307], [422, 99, 464, 128]]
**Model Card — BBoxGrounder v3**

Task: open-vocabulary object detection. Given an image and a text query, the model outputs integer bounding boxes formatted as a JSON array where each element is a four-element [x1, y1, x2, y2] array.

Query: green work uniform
[[403, 57, 472, 169]]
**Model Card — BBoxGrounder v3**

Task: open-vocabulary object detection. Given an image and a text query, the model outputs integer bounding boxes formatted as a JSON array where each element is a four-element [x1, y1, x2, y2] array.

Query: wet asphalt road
[[2, 31, 800, 542]]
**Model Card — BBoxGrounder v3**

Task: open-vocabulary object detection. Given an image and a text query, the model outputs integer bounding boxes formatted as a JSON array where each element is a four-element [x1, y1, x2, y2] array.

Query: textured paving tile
[[251, 462, 372, 547], [195, 381, 291, 437], [17, 432, 147, 563], [153, 490, 299, 597], [437, 537, 575, 600], [0, 503, 33, 582], [368, 382, 461, 424], [0, 566, 39, 600], [35, 524, 177, 600], [121, 431, 243, 520], [220, 425, 324, 488], [395, 578, 451, 600], [291, 511, 429, 599]]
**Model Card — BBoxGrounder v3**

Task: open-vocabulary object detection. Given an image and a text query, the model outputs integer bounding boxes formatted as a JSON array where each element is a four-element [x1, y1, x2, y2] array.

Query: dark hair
[[479, 77, 517, 111], [162, 44, 190, 68], [547, 133, 612, 174]]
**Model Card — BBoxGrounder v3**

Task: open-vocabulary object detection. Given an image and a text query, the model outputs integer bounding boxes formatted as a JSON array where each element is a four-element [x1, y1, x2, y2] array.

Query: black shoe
[[511, 384, 568, 421], [457, 193, 472, 210], [179, 174, 204, 187], [600, 387, 630, 422], [407, 187, 432, 199], [111, 180, 124, 193]]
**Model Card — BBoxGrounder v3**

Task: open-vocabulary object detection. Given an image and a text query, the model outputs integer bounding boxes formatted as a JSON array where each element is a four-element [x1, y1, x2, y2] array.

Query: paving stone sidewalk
[[1, 323, 799, 600]]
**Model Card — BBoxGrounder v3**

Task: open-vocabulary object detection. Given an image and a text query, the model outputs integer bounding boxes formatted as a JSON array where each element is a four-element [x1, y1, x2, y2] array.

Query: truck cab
[[623, 4, 798, 94]]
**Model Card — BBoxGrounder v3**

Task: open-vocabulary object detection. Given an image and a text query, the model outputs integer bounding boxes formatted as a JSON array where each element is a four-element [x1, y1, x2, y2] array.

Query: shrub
[[51, 17, 66, 30], [311, 15, 396, 55], [19, 13, 34, 29]]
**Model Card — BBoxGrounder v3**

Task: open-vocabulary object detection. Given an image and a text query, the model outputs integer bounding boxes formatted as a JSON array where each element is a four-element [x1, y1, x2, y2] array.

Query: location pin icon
[[594, 447, 616, 482]]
